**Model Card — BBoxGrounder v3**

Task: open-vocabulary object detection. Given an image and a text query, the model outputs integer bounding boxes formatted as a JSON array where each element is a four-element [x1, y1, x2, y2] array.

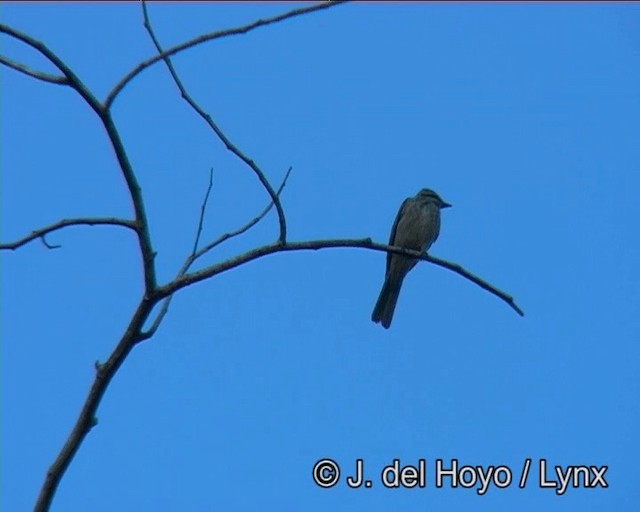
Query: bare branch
[[425, 253, 524, 317], [105, 1, 349, 109], [0, 54, 69, 84], [0, 23, 158, 293], [35, 296, 155, 512], [156, 239, 525, 317], [192, 168, 214, 256], [100, 113, 157, 292], [0, 218, 137, 251], [140, 1, 288, 243], [143, 166, 293, 338]]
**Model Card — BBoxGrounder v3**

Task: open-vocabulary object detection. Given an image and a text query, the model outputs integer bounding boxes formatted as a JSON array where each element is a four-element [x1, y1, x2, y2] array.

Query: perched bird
[[371, 188, 452, 329]]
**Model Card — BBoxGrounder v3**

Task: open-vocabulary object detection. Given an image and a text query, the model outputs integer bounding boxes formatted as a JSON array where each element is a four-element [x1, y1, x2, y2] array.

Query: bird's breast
[[393, 202, 440, 252]]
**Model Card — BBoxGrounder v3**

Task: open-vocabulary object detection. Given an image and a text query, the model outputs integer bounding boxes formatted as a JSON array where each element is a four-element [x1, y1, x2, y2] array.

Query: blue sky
[[2, 2, 639, 511]]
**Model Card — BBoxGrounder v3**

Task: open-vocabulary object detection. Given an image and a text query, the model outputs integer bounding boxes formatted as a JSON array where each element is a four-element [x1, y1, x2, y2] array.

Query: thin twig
[[427, 254, 524, 316], [156, 239, 525, 317], [40, 235, 60, 249], [141, 0, 288, 243], [105, 1, 349, 109], [192, 168, 214, 256], [0, 54, 69, 84], [196, 166, 292, 260], [0, 218, 137, 251]]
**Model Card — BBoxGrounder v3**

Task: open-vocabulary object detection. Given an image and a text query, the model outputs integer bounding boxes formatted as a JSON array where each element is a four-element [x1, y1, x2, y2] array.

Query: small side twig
[[40, 235, 60, 249], [0, 217, 137, 251], [0, 54, 69, 84]]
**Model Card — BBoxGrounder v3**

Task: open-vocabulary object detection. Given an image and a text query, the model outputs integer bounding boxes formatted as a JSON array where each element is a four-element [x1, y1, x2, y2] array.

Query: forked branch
[[141, 0, 288, 243], [0, 54, 69, 84], [0, 22, 158, 293], [105, 1, 349, 108], [143, 166, 293, 338]]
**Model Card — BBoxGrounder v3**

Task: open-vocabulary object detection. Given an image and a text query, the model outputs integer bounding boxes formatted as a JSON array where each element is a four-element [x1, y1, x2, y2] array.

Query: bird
[[371, 188, 452, 329]]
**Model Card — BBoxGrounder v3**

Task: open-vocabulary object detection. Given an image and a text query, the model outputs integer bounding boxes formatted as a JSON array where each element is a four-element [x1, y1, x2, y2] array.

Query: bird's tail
[[371, 275, 403, 329]]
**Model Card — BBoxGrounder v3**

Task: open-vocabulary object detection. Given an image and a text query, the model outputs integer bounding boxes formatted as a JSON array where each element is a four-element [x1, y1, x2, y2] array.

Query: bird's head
[[416, 188, 452, 209]]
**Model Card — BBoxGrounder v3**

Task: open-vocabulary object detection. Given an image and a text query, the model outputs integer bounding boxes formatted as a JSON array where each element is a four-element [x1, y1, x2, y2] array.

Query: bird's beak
[[441, 202, 452, 209]]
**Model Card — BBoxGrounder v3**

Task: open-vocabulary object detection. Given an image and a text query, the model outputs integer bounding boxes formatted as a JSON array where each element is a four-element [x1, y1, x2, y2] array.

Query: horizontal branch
[[155, 238, 524, 317], [105, 0, 349, 108], [0, 54, 69, 84], [0, 217, 137, 251]]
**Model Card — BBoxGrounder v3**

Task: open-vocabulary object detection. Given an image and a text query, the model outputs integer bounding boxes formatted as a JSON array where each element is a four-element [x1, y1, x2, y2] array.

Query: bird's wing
[[432, 210, 441, 244], [386, 197, 411, 274]]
